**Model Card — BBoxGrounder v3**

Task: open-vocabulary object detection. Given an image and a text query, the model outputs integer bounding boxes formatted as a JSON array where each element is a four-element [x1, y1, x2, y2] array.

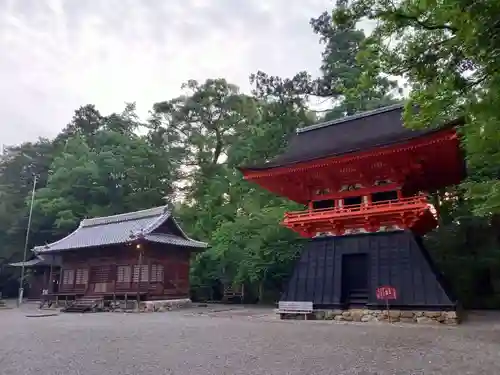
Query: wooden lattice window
[[75, 268, 89, 285], [63, 269, 75, 285], [150, 264, 164, 282], [133, 265, 149, 282], [117, 266, 132, 283], [91, 265, 112, 283]]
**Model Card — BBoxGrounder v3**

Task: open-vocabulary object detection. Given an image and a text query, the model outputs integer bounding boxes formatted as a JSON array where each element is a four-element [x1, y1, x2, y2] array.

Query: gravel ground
[[1, 305, 499, 375]]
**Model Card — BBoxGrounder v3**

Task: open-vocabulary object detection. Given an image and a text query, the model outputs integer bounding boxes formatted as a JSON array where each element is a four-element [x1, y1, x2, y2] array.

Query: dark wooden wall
[[58, 242, 192, 299], [281, 231, 456, 310], [26, 268, 49, 299]]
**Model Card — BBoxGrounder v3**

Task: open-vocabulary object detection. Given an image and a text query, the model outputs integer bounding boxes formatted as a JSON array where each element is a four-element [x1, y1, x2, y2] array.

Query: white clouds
[[0, 0, 332, 145]]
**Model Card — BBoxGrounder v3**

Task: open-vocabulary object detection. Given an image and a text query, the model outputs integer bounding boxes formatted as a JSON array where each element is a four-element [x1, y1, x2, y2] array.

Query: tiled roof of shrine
[[33, 206, 207, 253]]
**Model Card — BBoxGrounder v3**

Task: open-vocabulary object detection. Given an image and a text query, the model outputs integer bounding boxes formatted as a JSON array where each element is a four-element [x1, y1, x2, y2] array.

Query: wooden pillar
[[48, 256, 54, 293], [136, 244, 143, 309], [85, 265, 90, 294], [112, 264, 116, 294], [147, 256, 151, 292], [397, 189, 403, 200], [365, 194, 372, 207], [58, 263, 64, 292], [41, 267, 49, 291]]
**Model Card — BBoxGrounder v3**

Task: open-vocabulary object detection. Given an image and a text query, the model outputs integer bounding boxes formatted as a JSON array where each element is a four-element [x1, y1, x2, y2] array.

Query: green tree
[[150, 78, 308, 301], [152, 79, 260, 239], [209, 207, 301, 302], [32, 106, 177, 236], [310, 6, 399, 119], [333, 0, 500, 214], [251, 5, 399, 122], [0, 139, 56, 295], [0, 140, 55, 260]]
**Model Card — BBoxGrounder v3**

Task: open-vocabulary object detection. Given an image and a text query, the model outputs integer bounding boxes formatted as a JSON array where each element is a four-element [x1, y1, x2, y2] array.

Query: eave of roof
[[34, 206, 207, 253], [9, 255, 62, 267], [145, 234, 207, 249], [9, 258, 44, 267]]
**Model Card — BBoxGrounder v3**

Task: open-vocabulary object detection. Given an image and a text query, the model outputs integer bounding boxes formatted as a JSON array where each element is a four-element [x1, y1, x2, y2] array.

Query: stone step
[[64, 306, 93, 313], [62, 296, 103, 313], [348, 289, 368, 295], [349, 299, 368, 304]]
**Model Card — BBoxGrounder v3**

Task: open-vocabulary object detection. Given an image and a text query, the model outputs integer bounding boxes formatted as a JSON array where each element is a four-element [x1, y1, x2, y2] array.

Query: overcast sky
[[0, 0, 333, 146]]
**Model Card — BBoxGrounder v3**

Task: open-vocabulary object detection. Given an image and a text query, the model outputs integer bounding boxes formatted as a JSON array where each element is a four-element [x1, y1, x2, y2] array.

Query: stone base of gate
[[280, 308, 461, 325]]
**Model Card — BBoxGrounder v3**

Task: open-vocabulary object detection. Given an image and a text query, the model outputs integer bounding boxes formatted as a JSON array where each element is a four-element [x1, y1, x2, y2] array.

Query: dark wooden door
[[89, 265, 112, 294], [341, 253, 369, 306], [51, 271, 60, 293]]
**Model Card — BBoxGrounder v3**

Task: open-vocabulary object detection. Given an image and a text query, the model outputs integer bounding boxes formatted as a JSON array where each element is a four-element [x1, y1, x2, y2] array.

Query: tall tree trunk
[[258, 281, 264, 303]]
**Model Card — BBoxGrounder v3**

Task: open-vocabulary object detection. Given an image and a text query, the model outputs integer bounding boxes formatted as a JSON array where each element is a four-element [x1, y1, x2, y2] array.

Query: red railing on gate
[[282, 195, 437, 236], [284, 196, 429, 221]]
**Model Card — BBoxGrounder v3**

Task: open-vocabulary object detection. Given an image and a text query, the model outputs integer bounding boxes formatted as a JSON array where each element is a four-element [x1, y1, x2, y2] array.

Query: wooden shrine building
[[240, 104, 464, 324], [9, 254, 61, 300], [12, 206, 206, 307]]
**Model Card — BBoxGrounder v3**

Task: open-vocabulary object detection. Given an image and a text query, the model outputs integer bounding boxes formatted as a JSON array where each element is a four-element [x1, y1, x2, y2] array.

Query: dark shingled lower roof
[[9, 255, 62, 267], [241, 104, 446, 170], [34, 206, 207, 253]]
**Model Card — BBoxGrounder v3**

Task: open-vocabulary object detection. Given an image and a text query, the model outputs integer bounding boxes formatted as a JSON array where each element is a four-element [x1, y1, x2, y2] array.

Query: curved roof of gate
[[240, 104, 456, 171]]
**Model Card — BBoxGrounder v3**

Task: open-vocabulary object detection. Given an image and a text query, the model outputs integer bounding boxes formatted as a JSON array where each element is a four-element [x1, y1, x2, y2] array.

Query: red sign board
[[376, 286, 397, 300]]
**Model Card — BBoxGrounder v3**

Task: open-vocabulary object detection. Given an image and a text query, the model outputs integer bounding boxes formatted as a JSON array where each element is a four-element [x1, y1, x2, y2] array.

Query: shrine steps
[[63, 296, 104, 313], [345, 289, 369, 306]]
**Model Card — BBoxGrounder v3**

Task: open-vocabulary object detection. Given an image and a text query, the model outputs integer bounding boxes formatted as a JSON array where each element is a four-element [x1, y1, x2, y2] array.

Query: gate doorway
[[341, 253, 369, 307]]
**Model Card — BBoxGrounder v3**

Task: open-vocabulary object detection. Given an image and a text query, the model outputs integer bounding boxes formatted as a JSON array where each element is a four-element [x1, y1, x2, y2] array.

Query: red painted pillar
[[365, 194, 372, 207], [397, 189, 403, 200]]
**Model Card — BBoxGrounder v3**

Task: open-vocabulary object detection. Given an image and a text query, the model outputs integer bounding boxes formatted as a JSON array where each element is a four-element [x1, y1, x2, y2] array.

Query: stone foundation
[[138, 298, 192, 312], [280, 308, 460, 325]]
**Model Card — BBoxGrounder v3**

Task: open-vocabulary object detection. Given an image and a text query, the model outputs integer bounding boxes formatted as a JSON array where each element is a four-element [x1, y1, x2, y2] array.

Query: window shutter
[[117, 266, 132, 283], [63, 269, 75, 285], [150, 264, 164, 282], [133, 265, 149, 282], [75, 269, 89, 285]]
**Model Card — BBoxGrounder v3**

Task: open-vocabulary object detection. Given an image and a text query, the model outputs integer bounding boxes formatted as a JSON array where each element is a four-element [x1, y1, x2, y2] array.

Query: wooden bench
[[222, 285, 244, 303], [278, 301, 314, 320]]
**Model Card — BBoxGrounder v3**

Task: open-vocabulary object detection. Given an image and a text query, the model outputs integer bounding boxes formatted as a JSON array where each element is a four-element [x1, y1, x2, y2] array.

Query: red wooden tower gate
[[240, 104, 463, 316]]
